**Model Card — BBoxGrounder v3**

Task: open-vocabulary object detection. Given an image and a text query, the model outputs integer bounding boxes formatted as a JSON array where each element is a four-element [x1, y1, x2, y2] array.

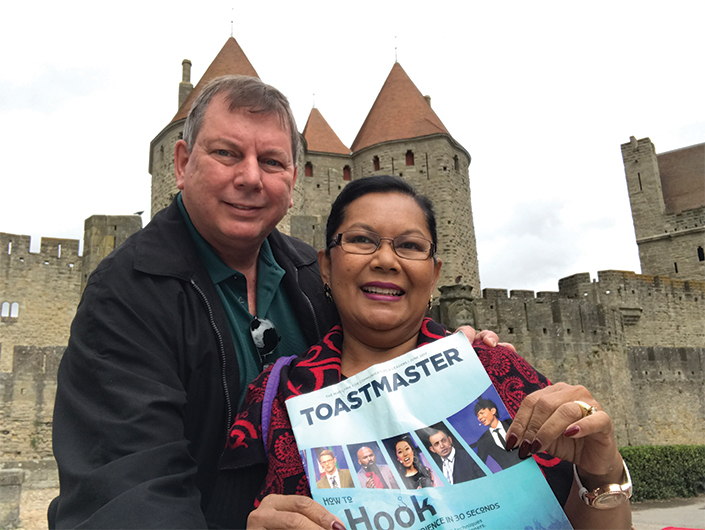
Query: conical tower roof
[[171, 37, 259, 122], [302, 108, 349, 155], [350, 62, 450, 153]]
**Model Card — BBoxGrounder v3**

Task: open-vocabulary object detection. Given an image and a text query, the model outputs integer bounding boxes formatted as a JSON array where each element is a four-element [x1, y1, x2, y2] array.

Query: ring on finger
[[574, 400, 597, 418]]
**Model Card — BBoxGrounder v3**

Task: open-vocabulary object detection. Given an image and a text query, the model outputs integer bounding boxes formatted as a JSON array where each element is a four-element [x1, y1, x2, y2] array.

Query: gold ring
[[574, 400, 597, 418]]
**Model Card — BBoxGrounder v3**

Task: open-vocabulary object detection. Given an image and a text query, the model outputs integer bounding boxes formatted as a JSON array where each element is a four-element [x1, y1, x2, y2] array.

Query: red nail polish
[[505, 433, 518, 451], [332, 522, 347, 530], [564, 425, 580, 437], [530, 439, 542, 454], [518, 440, 532, 459]]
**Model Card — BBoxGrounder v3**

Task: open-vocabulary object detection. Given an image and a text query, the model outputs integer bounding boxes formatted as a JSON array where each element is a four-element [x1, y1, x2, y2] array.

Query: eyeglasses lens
[[339, 230, 432, 260]]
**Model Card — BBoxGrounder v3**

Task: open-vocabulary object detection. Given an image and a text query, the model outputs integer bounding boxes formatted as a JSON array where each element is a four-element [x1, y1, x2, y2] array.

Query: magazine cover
[[286, 332, 572, 530]]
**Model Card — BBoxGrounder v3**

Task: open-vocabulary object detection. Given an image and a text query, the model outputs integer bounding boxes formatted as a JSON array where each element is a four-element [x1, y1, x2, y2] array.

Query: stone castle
[[149, 38, 480, 295], [0, 37, 703, 528]]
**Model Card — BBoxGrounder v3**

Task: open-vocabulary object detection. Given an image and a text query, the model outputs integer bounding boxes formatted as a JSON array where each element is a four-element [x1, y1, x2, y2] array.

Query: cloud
[[477, 199, 584, 292], [0, 66, 107, 113]]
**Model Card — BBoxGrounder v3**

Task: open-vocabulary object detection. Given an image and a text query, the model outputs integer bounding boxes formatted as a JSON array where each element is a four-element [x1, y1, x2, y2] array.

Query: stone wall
[[0, 344, 62, 528], [622, 137, 705, 281], [149, 120, 183, 217], [151, 114, 482, 297], [0, 218, 143, 528], [0, 234, 82, 373], [1, 255, 703, 525], [439, 271, 705, 447], [81, 215, 143, 292], [351, 135, 479, 295]]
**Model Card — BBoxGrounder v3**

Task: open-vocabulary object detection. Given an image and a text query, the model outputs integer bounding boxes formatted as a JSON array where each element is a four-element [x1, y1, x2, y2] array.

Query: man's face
[[175, 94, 297, 264], [477, 407, 498, 428], [428, 431, 453, 458], [357, 447, 376, 469], [320, 454, 337, 476]]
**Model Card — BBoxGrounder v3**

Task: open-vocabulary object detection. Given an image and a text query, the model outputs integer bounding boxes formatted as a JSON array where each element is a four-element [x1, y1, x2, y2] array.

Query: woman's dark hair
[[325, 175, 437, 254], [393, 435, 433, 483]]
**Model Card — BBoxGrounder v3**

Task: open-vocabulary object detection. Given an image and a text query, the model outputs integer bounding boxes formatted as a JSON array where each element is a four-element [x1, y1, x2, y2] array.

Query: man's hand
[[457, 326, 516, 352], [248, 494, 345, 530]]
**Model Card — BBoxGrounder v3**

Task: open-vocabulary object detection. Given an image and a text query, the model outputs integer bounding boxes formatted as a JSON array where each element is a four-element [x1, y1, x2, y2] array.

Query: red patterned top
[[220, 318, 572, 508]]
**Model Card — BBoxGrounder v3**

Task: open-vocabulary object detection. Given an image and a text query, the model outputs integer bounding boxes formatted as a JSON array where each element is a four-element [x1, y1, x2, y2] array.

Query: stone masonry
[[622, 137, 705, 281], [0, 218, 140, 528], [1, 39, 703, 527]]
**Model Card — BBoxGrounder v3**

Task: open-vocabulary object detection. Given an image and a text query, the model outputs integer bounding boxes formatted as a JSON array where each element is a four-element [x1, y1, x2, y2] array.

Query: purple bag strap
[[261, 355, 296, 458]]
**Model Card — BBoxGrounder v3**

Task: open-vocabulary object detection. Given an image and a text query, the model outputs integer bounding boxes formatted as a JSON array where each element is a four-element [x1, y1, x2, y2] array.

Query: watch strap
[[573, 459, 633, 509]]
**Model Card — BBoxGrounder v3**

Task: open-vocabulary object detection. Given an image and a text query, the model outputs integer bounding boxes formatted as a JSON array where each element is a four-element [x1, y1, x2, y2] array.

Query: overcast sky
[[1, 1, 702, 293]]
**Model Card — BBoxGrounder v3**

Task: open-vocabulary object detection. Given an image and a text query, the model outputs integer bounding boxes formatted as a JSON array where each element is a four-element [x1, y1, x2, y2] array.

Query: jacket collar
[[133, 199, 203, 280]]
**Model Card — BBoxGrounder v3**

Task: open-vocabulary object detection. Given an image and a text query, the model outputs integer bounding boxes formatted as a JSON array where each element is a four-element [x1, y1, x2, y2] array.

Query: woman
[[219, 176, 631, 530], [393, 435, 435, 489]]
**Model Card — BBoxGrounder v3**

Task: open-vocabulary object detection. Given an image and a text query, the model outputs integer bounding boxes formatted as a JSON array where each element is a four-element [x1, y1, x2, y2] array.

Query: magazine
[[286, 332, 572, 530]]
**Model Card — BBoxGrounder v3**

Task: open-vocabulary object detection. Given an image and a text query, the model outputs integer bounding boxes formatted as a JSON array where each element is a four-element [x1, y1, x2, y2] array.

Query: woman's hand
[[457, 326, 516, 352], [505, 382, 622, 477], [506, 383, 631, 529], [247, 494, 345, 530]]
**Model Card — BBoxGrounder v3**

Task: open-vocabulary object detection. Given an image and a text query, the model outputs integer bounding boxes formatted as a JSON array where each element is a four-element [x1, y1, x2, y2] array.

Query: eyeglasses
[[250, 316, 280, 364], [329, 229, 435, 261]]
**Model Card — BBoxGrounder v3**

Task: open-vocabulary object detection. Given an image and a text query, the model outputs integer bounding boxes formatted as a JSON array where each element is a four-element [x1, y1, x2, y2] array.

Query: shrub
[[619, 445, 705, 502]]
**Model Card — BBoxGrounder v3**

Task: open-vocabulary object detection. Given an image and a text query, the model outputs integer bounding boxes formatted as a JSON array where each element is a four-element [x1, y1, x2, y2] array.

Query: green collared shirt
[[177, 194, 308, 408]]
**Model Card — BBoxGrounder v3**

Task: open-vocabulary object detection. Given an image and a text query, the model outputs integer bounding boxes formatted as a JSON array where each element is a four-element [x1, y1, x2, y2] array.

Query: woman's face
[[396, 440, 415, 469], [319, 192, 442, 345]]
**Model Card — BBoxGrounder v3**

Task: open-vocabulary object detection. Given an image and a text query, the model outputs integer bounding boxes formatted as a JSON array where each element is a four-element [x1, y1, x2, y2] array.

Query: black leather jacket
[[49, 199, 338, 528]]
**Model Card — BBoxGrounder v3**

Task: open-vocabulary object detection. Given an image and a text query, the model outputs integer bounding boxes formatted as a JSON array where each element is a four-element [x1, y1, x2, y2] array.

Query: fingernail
[[530, 439, 542, 454], [518, 440, 532, 459], [564, 425, 580, 437], [332, 522, 347, 530], [490, 338, 497, 347], [505, 433, 518, 451]]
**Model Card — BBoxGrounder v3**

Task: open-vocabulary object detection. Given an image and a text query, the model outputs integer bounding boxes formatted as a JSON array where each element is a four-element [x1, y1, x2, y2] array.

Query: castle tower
[[349, 62, 480, 294], [622, 137, 705, 280], [81, 215, 143, 291], [148, 37, 259, 217], [284, 108, 351, 248]]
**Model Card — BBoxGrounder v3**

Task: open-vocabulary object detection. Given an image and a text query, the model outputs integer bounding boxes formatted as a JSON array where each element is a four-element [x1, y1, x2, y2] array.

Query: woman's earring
[[427, 298, 432, 311], [324, 284, 333, 303]]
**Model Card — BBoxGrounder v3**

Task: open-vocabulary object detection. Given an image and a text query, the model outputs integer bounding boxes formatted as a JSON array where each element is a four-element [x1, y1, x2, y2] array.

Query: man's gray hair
[[183, 75, 300, 161]]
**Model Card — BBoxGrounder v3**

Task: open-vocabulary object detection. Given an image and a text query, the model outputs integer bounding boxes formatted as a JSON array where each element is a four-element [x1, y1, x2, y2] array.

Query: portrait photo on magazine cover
[[346, 440, 400, 489], [447, 385, 522, 473], [381, 432, 442, 489], [415, 421, 486, 485]]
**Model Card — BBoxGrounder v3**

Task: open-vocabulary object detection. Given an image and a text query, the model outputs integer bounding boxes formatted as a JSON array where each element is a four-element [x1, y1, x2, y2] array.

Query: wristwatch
[[573, 460, 633, 509]]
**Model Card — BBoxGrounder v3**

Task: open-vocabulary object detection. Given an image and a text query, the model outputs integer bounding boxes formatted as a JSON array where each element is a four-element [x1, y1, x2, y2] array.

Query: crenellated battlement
[[437, 269, 704, 447], [0, 232, 81, 268]]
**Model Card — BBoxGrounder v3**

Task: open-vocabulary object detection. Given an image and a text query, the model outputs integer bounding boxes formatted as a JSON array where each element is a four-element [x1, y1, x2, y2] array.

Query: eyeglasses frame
[[328, 230, 436, 261]]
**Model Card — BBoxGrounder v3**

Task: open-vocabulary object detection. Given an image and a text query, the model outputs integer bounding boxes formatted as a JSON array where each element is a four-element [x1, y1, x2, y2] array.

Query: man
[[356, 446, 399, 489], [316, 450, 354, 489], [426, 427, 485, 484], [48, 76, 339, 529], [49, 75, 501, 529], [472, 398, 521, 470]]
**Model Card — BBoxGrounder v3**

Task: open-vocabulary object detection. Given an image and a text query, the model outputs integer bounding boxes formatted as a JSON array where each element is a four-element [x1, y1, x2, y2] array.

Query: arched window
[[373, 156, 380, 171], [305, 162, 313, 177], [1, 302, 9, 317], [343, 165, 351, 181], [698, 246, 704, 261], [405, 150, 414, 166], [10, 302, 19, 318]]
